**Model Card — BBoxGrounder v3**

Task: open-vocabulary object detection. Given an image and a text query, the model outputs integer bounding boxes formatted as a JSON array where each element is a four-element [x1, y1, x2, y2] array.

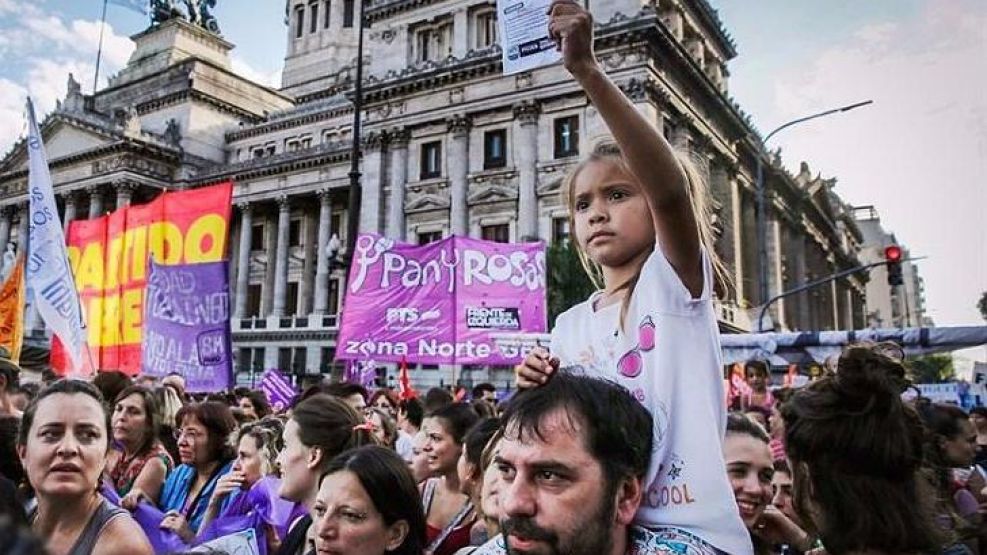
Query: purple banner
[[141, 259, 232, 393], [337, 234, 546, 365], [259, 369, 296, 412]]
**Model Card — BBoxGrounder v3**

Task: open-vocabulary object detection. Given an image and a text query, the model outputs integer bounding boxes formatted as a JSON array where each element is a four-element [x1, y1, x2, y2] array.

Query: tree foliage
[[978, 291, 987, 322], [907, 353, 955, 384], [546, 241, 596, 328]]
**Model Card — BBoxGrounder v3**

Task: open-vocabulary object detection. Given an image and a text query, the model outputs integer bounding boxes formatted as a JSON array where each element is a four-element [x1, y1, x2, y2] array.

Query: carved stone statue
[[0, 243, 15, 283], [123, 106, 141, 137], [63, 73, 85, 112], [150, 0, 183, 25], [163, 118, 182, 146], [150, 0, 219, 34]]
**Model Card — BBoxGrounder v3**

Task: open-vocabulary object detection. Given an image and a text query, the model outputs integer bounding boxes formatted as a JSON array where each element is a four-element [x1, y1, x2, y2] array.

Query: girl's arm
[[130, 457, 168, 505], [548, 0, 703, 296]]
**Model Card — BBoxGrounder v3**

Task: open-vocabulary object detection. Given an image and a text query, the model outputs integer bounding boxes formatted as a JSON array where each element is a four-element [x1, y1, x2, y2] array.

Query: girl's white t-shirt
[[551, 246, 752, 555]]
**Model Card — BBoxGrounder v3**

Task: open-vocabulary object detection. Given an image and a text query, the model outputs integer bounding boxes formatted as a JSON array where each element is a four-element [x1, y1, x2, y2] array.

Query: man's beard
[[500, 492, 615, 555]]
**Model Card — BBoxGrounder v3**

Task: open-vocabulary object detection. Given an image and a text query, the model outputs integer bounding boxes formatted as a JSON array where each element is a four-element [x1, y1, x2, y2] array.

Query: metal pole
[[93, 0, 109, 92], [345, 0, 366, 259], [754, 100, 872, 327], [756, 256, 924, 332]]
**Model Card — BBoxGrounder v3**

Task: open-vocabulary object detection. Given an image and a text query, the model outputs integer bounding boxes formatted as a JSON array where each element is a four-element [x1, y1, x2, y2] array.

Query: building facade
[[0, 0, 871, 387], [853, 205, 928, 329]]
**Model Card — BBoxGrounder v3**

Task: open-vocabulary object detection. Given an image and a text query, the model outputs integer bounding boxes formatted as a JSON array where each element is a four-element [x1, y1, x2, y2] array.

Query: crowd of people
[[0, 2, 983, 554]]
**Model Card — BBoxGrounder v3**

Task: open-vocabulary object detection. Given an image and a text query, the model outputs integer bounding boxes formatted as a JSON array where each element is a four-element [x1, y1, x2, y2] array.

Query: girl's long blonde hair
[[562, 139, 731, 327]]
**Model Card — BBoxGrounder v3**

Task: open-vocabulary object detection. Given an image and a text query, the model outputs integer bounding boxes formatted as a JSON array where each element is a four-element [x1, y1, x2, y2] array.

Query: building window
[[278, 348, 292, 373], [250, 223, 265, 251], [551, 217, 570, 244], [418, 231, 443, 244], [343, 0, 354, 28], [554, 116, 579, 158], [413, 21, 452, 62], [286, 139, 299, 152], [265, 144, 276, 156], [483, 129, 507, 169], [251, 348, 265, 371], [300, 136, 312, 149], [310, 2, 319, 33], [328, 279, 340, 314], [294, 6, 305, 38], [246, 284, 262, 317], [289, 219, 302, 247], [475, 10, 498, 48], [420, 141, 441, 179], [251, 147, 265, 159], [330, 212, 344, 239], [482, 224, 510, 243], [286, 282, 299, 315], [293, 348, 308, 375]]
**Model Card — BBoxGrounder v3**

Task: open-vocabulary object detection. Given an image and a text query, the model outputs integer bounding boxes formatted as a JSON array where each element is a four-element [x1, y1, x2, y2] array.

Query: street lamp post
[[755, 100, 873, 330], [345, 0, 368, 259]]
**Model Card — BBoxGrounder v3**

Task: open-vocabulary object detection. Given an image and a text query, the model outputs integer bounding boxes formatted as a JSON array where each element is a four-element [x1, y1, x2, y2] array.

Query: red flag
[[397, 356, 417, 400], [783, 364, 798, 388]]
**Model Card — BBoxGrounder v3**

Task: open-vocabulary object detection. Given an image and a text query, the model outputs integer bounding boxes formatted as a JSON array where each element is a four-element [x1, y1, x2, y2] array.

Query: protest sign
[[337, 234, 546, 365], [497, 0, 562, 74], [56, 182, 232, 375], [141, 259, 232, 393]]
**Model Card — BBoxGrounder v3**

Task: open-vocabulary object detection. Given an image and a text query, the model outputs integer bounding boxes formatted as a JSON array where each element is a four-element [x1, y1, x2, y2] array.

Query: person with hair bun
[[781, 344, 946, 554], [274, 393, 373, 555]]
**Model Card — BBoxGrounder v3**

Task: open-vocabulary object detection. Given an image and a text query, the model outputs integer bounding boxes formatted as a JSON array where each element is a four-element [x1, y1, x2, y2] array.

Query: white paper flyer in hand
[[497, 0, 562, 75]]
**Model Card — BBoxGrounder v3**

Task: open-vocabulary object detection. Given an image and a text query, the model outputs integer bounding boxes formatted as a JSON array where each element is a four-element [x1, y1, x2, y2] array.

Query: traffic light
[[884, 245, 903, 286]]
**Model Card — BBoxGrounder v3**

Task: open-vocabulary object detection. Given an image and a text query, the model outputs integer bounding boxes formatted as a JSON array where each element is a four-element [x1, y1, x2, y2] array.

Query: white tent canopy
[[720, 326, 987, 366]]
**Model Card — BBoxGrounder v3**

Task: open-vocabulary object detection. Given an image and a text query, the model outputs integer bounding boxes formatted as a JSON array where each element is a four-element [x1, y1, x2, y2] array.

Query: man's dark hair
[[500, 372, 653, 492], [399, 397, 424, 429], [423, 387, 453, 413], [325, 382, 368, 402], [471, 382, 496, 400], [969, 406, 987, 419]]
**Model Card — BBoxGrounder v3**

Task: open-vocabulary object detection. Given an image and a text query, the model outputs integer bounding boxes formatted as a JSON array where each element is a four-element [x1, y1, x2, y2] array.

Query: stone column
[[234, 202, 253, 319], [386, 129, 410, 240], [271, 194, 291, 317], [62, 192, 78, 233], [87, 185, 105, 218], [447, 115, 471, 236], [16, 203, 28, 255], [299, 206, 318, 314], [359, 131, 387, 235], [312, 189, 333, 315], [768, 216, 785, 329], [0, 206, 13, 249], [514, 102, 540, 241], [115, 182, 134, 209], [730, 179, 744, 301]]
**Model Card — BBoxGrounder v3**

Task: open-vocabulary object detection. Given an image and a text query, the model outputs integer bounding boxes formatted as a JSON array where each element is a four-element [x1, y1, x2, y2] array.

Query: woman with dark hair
[[237, 390, 271, 420], [724, 413, 811, 555], [17, 379, 152, 555], [782, 344, 945, 554], [968, 406, 987, 472], [455, 418, 500, 551], [312, 445, 427, 555], [157, 401, 237, 541], [421, 403, 479, 555], [915, 400, 981, 552], [370, 389, 400, 420], [274, 393, 373, 555], [107, 385, 174, 509]]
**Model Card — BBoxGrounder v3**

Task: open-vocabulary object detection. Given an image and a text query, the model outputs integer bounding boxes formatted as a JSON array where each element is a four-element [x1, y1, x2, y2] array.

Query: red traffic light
[[884, 245, 902, 262]]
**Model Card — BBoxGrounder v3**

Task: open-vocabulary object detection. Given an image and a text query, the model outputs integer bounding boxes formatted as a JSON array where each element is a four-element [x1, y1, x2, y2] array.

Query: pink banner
[[336, 234, 546, 365]]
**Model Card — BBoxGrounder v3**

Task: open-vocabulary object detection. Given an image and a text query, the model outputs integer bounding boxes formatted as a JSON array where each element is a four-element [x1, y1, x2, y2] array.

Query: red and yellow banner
[[53, 182, 232, 375], [0, 256, 25, 363]]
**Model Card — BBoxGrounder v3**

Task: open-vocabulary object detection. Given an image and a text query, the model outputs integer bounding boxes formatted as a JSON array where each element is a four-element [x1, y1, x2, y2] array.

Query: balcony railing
[[234, 314, 340, 331]]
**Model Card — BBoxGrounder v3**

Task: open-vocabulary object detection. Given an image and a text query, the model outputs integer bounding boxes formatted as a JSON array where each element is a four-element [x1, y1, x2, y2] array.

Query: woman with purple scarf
[[196, 418, 306, 553]]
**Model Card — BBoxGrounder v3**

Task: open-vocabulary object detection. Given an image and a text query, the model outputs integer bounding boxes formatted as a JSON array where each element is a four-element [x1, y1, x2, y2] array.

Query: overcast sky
[[0, 1, 983, 362]]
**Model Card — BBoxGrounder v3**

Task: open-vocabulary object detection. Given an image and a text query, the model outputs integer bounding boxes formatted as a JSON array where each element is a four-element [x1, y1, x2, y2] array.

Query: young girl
[[515, 1, 751, 553]]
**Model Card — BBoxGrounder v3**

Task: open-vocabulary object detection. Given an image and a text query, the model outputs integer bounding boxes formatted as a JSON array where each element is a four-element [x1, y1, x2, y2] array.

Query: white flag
[[25, 98, 89, 374]]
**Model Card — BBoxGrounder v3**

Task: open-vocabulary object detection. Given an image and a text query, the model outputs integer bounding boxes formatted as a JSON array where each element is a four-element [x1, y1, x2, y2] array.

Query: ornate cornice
[[190, 140, 352, 185], [226, 101, 353, 142], [512, 101, 540, 124], [446, 114, 471, 136]]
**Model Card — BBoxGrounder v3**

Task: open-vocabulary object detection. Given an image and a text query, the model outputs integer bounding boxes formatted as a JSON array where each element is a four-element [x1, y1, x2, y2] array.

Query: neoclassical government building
[[0, 0, 874, 387]]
